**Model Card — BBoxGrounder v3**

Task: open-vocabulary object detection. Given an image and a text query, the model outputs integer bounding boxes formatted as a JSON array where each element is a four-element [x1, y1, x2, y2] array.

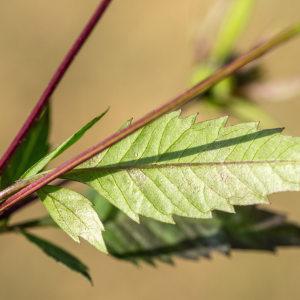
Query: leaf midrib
[[68, 160, 300, 174]]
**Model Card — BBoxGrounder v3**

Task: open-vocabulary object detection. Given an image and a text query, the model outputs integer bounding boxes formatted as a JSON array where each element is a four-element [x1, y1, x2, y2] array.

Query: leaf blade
[[38, 186, 107, 253], [65, 111, 300, 223], [22, 110, 108, 179], [1, 106, 50, 188], [22, 230, 92, 282]]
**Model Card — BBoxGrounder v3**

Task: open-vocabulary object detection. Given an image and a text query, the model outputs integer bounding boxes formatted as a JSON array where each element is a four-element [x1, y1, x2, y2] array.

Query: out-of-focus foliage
[[89, 192, 300, 264], [191, 0, 300, 127], [104, 206, 300, 264]]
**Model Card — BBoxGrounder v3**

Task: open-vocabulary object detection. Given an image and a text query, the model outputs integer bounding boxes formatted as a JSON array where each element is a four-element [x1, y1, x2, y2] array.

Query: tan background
[[1, 0, 300, 299]]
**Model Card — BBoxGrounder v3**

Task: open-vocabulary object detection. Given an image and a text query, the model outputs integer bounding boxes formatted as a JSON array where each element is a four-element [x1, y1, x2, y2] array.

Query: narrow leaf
[[1, 106, 50, 188], [65, 110, 300, 223], [37, 186, 107, 253], [104, 206, 300, 264], [22, 231, 92, 282], [22, 110, 108, 179]]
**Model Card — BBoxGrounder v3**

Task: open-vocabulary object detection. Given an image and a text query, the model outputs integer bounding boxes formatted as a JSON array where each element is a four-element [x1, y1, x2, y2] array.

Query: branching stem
[[0, 24, 299, 216], [0, 0, 113, 173]]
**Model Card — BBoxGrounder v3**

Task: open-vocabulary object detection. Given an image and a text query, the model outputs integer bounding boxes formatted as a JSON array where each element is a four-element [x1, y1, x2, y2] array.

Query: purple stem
[[0, 0, 113, 172], [1, 24, 299, 216]]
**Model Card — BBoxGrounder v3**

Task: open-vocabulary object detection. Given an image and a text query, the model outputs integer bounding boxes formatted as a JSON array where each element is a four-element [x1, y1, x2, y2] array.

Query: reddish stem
[[0, 180, 68, 220], [0, 0, 113, 172], [1, 24, 299, 216]]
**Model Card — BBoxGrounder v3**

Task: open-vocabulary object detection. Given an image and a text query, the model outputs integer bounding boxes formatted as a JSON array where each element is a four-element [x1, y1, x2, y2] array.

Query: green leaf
[[211, 0, 255, 62], [22, 231, 92, 282], [1, 106, 50, 188], [37, 186, 107, 253], [65, 110, 300, 223], [22, 110, 108, 179], [222, 206, 300, 251], [103, 206, 300, 264]]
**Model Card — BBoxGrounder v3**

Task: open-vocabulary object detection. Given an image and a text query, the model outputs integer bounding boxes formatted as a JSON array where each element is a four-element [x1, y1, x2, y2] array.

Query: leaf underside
[[65, 110, 300, 224], [38, 186, 107, 253]]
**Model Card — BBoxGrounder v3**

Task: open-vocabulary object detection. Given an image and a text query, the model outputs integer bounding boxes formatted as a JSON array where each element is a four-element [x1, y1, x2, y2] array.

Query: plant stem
[[0, 24, 299, 216], [0, 179, 68, 220], [0, 172, 51, 201], [0, 0, 113, 173]]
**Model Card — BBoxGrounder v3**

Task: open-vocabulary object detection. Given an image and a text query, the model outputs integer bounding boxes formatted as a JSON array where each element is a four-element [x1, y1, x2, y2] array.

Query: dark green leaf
[[22, 231, 92, 283], [22, 110, 108, 179], [1, 106, 50, 188], [104, 206, 300, 264]]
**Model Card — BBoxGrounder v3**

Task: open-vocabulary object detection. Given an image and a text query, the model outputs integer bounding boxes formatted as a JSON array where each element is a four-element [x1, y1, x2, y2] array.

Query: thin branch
[[0, 172, 50, 201], [0, 24, 299, 216], [0, 125, 284, 200], [0, 179, 68, 220], [2, 158, 293, 201], [0, 0, 113, 173]]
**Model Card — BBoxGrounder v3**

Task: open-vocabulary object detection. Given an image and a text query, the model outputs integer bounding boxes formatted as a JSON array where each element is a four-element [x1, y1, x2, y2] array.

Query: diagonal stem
[[0, 0, 113, 173], [0, 179, 68, 220], [0, 24, 300, 216]]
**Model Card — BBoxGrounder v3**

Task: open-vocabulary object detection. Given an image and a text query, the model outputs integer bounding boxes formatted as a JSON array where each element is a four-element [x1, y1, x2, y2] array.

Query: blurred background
[[1, 0, 300, 299]]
